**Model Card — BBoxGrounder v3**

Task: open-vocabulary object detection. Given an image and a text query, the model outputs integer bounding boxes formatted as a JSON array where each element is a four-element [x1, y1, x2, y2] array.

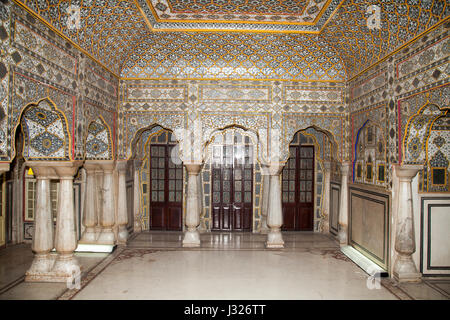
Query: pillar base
[[97, 228, 115, 245], [25, 253, 56, 282], [265, 228, 284, 248], [182, 229, 201, 247], [117, 225, 129, 245], [51, 254, 81, 281], [393, 254, 422, 283], [26, 254, 81, 283], [338, 224, 348, 246], [79, 228, 97, 244]]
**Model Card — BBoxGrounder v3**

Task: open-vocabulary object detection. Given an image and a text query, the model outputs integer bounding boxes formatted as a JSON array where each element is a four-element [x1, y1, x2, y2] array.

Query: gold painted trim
[[430, 167, 448, 187], [349, 16, 450, 82], [121, 76, 345, 83], [12, 0, 119, 79], [11, 96, 73, 161], [146, 0, 333, 26], [377, 163, 385, 183], [134, 0, 337, 34]]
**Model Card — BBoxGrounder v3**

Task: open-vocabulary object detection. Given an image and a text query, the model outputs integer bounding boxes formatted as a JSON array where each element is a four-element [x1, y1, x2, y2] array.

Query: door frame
[[282, 144, 315, 231]]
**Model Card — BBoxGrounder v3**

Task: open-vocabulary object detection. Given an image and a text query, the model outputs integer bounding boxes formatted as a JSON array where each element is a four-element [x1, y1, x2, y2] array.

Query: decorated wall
[[0, 1, 117, 163], [117, 79, 349, 164], [348, 20, 449, 192]]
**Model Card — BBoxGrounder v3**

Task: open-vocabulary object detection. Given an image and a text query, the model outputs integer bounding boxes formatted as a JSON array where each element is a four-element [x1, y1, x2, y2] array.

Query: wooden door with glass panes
[[212, 143, 253, 231], [282, 146, 314, 231], [149, 131, 183, 230], [0, 174, 5, 247]]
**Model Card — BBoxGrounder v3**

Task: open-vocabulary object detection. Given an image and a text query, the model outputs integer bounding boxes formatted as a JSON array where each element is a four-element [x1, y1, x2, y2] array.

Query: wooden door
[[149, 133, 182, 231], [212, 144, 252, 231], [0, 175, 5, 247], [282, 146, 314, 231]]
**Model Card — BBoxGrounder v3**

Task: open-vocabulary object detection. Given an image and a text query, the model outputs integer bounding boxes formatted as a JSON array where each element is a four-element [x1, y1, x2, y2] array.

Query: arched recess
[[131, 124, 184, 231], [402, 103, 448, 165], [200, 112, 270, 165], [121, 112, 186, 161], [201, 126, 264, 232], [352, 119, 388, 187], [283, 127, 336, 232], [84, 116, 113, 160], [284, 124, 339, 163], [422, 113, 450, 193], [18, 98, 71, 161], [282, 114, 343, 163], [202, 124, 267, 166]]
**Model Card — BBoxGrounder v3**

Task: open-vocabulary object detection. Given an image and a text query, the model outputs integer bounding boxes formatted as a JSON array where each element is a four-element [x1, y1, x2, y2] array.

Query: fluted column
[[393, 164, 422, 283], [182, 163, 202, 247], [260, 165, 270, 233], [94, 168, 104, 238], [52, 162, 82, 280], [79, 162, 98, 243], [338, 162, 350, 246], [321, 161, 331, 234], [97, 161, 115, 244], [133, 160, 142, 233], [266, 163, 285, 248], [116, 161, 129, 245], [25, 164, 55, 281]]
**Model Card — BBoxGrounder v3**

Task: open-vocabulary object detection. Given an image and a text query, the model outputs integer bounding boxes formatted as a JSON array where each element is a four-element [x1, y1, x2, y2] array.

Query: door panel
[[149, 205, 165, 230], [148, 131, 182, 231], [211, 144, 253, 231], [282, 145, 314, 231]]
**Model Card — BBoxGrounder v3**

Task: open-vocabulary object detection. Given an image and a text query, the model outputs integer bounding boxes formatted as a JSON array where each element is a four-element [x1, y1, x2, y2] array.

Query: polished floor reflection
[[0, 232, 449, 300]]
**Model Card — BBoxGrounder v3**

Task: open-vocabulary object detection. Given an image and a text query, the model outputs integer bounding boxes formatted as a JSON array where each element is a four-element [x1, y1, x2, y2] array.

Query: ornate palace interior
[[0, 0, 449, 300]]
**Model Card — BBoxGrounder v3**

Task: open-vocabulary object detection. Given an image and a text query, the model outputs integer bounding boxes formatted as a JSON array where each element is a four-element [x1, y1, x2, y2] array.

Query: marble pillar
[[116, 161, 129, 245], [338, 162, 350, 246], [321, 161, 331, 234], [25, 165, 56, 281], [79, 162, 98, 243], [97, 161, 115, 245], [266, 164, 284, 248], [52, 162, 82, 281], [0, 163, 8, 174], [260, 166, 270, 233], [94, 168, 104, 237], [393, 164, 422, 283], [183, 163, 202, 247], [133, 160, 142, 233]]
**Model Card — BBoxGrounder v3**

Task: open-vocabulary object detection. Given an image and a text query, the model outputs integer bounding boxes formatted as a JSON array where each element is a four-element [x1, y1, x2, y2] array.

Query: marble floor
[[0, 232, 449, 300]]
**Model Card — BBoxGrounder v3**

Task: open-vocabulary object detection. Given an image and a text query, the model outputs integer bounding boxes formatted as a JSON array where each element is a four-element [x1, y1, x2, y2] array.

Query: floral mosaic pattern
[[21, 98, 70, 160], [18, 0, 148, 75], [322, 0, 448, 78], [121, 32, 346, 81], [137, 0, 342, 32], [0, 2, 118, 162], [85, 117, 112, 160]]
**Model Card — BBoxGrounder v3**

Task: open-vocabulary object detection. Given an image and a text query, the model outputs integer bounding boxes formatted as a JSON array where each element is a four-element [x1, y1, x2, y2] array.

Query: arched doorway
[[207, 128, 259, 232], [282, 128, 337, 232], [282, 132, 315, 231], [140, 128, 183, 231]]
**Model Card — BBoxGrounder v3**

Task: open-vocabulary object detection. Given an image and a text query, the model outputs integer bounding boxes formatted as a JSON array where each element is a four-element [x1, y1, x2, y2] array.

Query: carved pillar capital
[[184, 162, 202, 175]]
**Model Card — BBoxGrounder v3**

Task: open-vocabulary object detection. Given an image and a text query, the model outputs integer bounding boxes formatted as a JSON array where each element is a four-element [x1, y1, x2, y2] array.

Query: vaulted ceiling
[[14, 0, 449, 80]]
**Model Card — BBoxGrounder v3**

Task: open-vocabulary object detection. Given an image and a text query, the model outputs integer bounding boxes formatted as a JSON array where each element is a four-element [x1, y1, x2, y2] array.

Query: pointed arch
[[402, 103, 447, 165], [84, 115, 113, 160], [16, 97, 71, 161]]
